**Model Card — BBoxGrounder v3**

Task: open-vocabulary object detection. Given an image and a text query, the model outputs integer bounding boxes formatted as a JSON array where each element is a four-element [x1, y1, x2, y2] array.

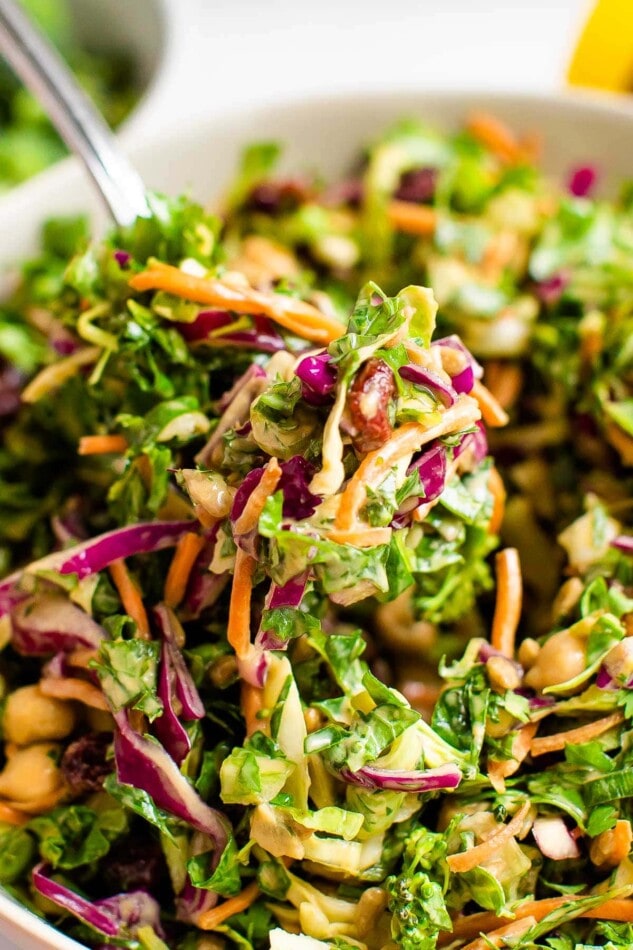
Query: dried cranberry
[[61, 732, 112, 795], [394, 167, 437, 204], [347, 358, 395, 454], [0, 363, 25, 419], [102, 833, 170, 896], [247, 179, 312, 215]]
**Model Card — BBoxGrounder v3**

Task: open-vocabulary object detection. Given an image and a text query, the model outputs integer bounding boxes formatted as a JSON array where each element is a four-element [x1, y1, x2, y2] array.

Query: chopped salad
[[1, 112, 633, 950]]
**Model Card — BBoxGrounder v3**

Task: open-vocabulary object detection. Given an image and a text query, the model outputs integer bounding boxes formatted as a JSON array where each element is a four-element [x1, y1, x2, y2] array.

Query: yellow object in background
[[568, 0, 633, 92]]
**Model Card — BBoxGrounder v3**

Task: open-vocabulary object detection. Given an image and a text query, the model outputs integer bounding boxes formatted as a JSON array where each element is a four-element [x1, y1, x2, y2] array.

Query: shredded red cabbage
[[154, 638, 192, 765], [295, 352, 338, 405], [176, 878, 219, 925], [398, 365, 457, 407], [568, 165, 597, 198], [32, 864, 164, 938], [535, 272, 569, 305], [532, 817, 580, 861], [455, 421, 488, 465], [337, 763, 462, 792], [611, 535, 633, 554], [232, 457, 321, 529], [154, 604, 205, 720], [113, 711, 230, 850], [178, 310, 285, 352], [11, 595, 107, 656], [113, 250, 131, 270]]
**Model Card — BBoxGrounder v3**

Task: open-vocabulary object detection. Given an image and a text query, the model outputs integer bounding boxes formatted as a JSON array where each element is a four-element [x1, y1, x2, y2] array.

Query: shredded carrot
[[487, 466, 506, 536], [472, 379, 510, 428], [333, 401, 480, 533], [482, 361, 523, 410], [241, 681, 264, 737], [606, 420, 633, 466], [388, 200, 437, 236], [447, 801, 531, 873], [78, 434, 129, 456], [198, 881, 261, 930], [590, 820, 633, 869], [129, 262, 346, 344], [488, 722, 538, 792], [109, 559, 150, 639], [530, 712, 624, 758], [490, 548, 522, 658], [467, 112, 524, 164], [327, 525, 393, 549], [39, 677, 109, 710], [0, 801, 29, 826], [233, 457, 282, 536], [164, 532, 205, 608], [227, 548, 256, 659], [439, 896, 633, 947], [400, 681, 443, 719], [67, 648, 99, 668], [462, 915, 537, 950]]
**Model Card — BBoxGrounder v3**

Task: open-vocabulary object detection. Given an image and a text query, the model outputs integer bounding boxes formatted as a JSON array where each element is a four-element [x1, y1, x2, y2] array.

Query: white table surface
[[0, 0, 593, 946]]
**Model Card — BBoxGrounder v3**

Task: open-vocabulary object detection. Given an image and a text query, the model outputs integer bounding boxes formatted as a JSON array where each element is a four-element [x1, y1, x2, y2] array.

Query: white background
[[0, 0, 595, 947], [137, 0, 591, 145]]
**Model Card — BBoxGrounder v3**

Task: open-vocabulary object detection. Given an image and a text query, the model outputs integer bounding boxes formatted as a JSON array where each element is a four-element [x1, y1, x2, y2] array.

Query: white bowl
[[1, 87, 633, 949]]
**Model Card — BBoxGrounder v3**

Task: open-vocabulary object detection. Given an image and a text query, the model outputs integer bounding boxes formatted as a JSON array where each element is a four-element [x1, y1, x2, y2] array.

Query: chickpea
[[486, 655, 521, 692], [0, 742, 63, 802], [3, 684, 76, 746], [518, 638, 540, 669], [524, 629, 587, 691]]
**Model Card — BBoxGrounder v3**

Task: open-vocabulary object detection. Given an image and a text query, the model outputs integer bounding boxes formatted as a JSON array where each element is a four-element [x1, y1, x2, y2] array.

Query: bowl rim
[[2, 82, 633, 949]]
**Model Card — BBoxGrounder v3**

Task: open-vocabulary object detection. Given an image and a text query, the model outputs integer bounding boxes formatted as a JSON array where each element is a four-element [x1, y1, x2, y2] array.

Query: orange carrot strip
[[233, 458, 282, 536], [327, 525, 393, 549], [583, 899, 633, 922], [67, 648, 99, 668], [241, 682, 264, 737], [462, 916, 537, 950], [129, 263, 345, 344], [334, 401, 479, 533], [447, 801, 530, 873], [439, 897, 633, 947], [530, 712, 624, 758], [388, 200, 437, 236], [164, 532, 206, 608], [198, 881, 261, 930], [227, 548, 256, 660], [78, 434, 129, 456], [487, 466, 506, 535], [39, 677, 109, 711], [0, 801, 29, 826], [590, 820, 633, 869], [488, 722, 538, 791], [109, 559, 150, 639], [490, 548, 522, 658], [472, 379, 510, 428], [482, 361, 523, 410], [467, 112, 524, 163]]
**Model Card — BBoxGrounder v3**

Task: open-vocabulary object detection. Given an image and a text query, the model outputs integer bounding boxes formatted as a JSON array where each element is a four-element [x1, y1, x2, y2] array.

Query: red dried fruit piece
[[347, 358, 395, 453]]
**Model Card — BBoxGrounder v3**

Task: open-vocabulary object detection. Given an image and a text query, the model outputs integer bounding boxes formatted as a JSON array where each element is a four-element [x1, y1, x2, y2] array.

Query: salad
[[1, 112, 633, 950], [0, 0, 139, 189]]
